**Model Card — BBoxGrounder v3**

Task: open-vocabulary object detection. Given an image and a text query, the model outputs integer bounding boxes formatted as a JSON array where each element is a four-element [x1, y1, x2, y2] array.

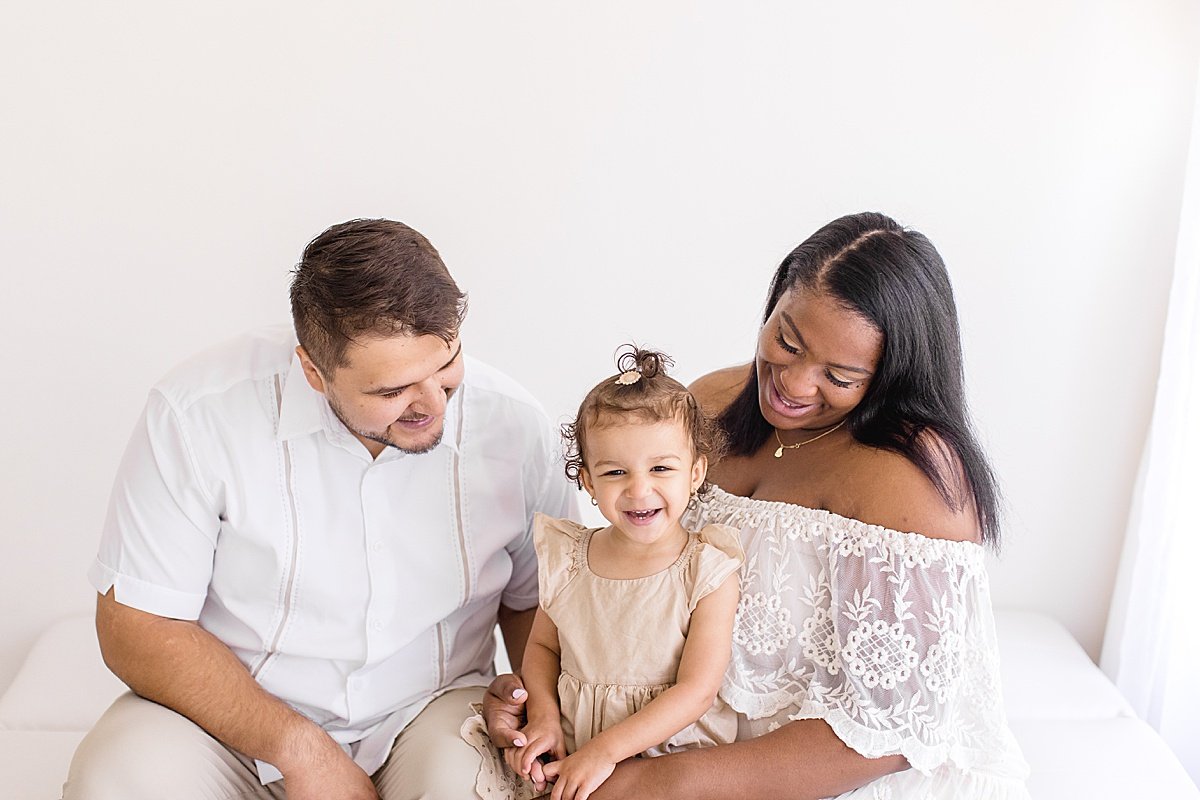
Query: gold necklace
[[773, 420, 846, 458]]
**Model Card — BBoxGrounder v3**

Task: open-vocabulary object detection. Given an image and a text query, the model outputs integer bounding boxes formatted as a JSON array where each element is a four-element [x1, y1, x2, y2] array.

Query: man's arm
[[95, 589, 379, 800], [496, 603, 535, 673]]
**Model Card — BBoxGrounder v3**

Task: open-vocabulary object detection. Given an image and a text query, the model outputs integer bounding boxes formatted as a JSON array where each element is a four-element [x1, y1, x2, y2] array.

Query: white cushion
[[0, 610, 1140, 730], [1, 610, 1196, 800], [995, 609, 1134, 721], [0, 614, 125, 731], [0, 730, 87, 800], [1012, 717, 1200, 799]]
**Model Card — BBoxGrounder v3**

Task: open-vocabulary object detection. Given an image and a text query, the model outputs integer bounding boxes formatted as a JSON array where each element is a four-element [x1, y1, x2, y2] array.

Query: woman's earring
[[686, 491, 698, 511], [590, 496, 598, 506]]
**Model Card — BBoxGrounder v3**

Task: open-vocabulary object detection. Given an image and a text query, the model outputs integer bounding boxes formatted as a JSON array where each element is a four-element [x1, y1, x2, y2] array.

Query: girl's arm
[[541, 572, 739, 800], [506, 607, 567, 788]]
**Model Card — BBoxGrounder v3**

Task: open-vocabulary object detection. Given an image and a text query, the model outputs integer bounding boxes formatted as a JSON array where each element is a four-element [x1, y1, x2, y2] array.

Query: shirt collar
[[276, 353, 326, 442], [439, 382, 464, 456], [275, 350, 466, 458]]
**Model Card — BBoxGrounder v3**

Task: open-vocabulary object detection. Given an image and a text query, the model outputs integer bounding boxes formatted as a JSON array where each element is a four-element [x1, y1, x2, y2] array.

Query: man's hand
[[277, 723, 380, 800], [483, 672, 529, 748]]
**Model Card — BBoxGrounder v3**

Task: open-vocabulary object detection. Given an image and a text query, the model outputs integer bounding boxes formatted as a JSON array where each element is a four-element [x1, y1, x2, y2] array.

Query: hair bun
[[615, 344, 673, 382]]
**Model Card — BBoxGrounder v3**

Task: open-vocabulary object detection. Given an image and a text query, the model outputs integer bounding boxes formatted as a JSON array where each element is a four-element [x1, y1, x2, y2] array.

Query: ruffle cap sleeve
[[686, 523, 744, 612], [532, 513, 589, 610]]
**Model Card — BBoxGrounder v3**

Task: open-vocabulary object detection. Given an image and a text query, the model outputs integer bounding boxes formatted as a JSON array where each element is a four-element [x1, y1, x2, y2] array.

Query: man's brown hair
[[289, 219, 467, 374]]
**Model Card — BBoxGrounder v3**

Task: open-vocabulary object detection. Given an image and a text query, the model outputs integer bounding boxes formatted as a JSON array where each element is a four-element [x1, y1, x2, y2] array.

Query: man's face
[[298, 332, 465, 458]]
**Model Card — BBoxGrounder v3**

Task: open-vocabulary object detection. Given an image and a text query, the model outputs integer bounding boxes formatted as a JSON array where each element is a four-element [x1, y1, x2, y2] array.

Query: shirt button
[[371, 540, 384, 553], [371, 619, 384, 632]]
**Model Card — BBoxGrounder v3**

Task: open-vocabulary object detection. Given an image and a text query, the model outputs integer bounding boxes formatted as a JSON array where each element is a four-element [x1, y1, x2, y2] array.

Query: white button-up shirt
[[89, 326, 576, 780]]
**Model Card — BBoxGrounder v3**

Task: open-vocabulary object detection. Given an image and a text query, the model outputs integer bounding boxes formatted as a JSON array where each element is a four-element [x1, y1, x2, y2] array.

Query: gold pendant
[[774, 446, 784, 458]]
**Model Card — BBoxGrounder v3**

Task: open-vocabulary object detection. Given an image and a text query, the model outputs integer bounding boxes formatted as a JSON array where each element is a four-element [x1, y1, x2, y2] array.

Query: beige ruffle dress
[[462, 512, 743, 799], [536, 514, 743, 754]]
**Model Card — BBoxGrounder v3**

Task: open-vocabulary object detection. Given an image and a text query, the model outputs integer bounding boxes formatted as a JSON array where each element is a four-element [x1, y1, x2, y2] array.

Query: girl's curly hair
[[562, 345, 726, 496]]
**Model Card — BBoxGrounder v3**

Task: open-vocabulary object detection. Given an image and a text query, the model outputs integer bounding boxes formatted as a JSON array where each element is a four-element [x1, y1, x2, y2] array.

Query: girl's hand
[[503, 716, 566, 792], [541, 747, 616, 800]]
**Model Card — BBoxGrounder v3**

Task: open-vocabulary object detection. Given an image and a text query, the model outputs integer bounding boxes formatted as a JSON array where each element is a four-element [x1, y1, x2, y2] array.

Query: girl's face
[[580, 416, 706, 546], [755, 286, 883, 434]]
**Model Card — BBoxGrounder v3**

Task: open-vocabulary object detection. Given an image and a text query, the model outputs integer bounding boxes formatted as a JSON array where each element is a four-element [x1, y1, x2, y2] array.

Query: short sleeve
[[687, 523, 744, 612], [87, 390, 221, 620], [532, 513, 589, 610], [501, 410, 580, 611], [798, 532, 1024, 778]]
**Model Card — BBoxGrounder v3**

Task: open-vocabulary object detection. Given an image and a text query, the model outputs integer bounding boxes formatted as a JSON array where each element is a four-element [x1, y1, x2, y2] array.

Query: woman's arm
[[589, 718, 908, 800]]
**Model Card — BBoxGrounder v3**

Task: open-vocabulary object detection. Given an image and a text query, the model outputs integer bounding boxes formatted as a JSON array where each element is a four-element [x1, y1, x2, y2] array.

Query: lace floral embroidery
[[843, 619, 919, 690], [734, 591, 797, 656], [684, 488, 1028, 784]]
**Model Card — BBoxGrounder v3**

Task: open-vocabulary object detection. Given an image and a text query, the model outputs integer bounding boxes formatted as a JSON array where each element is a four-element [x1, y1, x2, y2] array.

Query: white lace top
[[683, 487, 1030, 800]]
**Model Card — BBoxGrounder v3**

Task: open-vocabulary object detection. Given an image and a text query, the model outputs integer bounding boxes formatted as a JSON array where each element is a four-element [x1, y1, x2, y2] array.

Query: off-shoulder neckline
[[703, 485, 983, 557]]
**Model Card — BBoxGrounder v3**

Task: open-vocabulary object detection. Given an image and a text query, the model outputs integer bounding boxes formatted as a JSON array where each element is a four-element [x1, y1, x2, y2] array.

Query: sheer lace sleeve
[[686, 490, 1027, 782]]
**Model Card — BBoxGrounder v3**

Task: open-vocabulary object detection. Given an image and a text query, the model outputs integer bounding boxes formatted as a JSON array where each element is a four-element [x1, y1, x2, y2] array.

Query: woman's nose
[[778, 364, 820, 399]]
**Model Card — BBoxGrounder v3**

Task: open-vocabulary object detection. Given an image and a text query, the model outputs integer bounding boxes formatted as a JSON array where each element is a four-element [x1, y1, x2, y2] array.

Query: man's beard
[[326, 396, 444, 455]]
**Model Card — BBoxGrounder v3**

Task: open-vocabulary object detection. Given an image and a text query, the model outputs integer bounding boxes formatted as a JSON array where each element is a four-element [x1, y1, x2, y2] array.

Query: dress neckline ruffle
[[698, 485, 985, 569]]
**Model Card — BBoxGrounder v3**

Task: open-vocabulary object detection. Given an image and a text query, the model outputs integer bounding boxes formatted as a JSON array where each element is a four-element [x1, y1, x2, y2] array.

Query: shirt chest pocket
[[356, 453, 468, 645]]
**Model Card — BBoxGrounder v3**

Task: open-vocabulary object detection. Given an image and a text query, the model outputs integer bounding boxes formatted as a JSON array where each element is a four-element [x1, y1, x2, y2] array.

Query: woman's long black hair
[[718, 212, 1003, 546]]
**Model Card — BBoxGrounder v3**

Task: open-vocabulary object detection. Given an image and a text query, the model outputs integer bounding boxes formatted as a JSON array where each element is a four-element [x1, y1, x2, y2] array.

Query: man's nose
[[410, 378, 449, 416]]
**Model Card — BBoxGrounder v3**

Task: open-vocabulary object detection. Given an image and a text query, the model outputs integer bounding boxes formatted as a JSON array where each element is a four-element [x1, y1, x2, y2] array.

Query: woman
[[485, 212, 1029, 799]]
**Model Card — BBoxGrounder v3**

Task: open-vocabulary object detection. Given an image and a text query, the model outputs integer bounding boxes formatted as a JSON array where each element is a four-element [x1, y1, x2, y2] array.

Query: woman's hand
[[482, 672, 529, 747], [541, 746, 617, 800]]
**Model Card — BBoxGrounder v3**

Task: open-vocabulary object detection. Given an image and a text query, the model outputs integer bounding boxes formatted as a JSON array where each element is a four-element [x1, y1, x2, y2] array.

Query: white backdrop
[[1, 0, 1197, 692]]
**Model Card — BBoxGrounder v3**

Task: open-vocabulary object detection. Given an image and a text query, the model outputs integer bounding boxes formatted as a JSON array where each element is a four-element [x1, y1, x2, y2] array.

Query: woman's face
[[755, 286, 884, 432]]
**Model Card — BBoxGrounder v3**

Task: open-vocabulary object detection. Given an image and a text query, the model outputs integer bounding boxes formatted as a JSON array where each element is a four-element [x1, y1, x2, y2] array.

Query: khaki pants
[[62, 686, 485, 800]]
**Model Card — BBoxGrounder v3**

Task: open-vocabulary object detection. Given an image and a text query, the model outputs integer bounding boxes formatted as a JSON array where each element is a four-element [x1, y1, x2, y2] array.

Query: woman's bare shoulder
[[689, 364, 751, 415], [842, 439, 979, 544]]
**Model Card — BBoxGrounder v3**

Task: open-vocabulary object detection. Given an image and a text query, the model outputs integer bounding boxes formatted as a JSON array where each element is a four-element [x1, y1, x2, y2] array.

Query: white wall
[[1, 0, 1197, 692]]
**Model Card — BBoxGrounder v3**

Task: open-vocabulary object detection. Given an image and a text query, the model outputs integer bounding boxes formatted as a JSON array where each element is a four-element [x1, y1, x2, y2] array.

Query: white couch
[[1, 610, 1195, 798]]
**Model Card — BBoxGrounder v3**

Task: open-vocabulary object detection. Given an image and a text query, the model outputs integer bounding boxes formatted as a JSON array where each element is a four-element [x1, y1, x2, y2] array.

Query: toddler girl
[[463, 346, 743, 800]]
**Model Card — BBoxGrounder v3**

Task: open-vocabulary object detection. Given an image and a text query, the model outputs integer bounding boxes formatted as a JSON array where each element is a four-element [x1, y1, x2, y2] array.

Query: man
[[64, 219, 575, 799]]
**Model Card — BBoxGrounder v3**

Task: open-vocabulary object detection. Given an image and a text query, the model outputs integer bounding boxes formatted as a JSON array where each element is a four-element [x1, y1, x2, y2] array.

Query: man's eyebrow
[[780, 312, 873, 376], [442, 342, 464, 371], [367, 342, 463, 394]]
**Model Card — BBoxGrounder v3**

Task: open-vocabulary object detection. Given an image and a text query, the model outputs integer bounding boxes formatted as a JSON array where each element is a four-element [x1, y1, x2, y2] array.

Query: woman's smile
[[766, 371, 821, 419]]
